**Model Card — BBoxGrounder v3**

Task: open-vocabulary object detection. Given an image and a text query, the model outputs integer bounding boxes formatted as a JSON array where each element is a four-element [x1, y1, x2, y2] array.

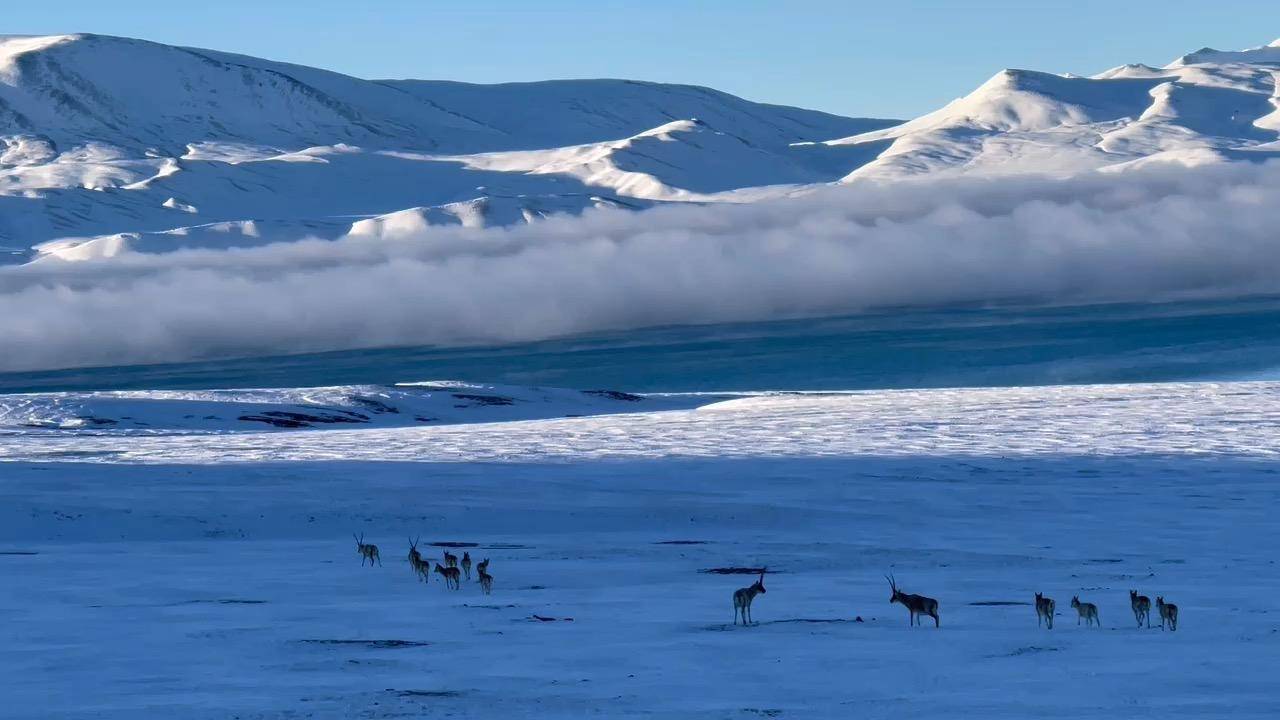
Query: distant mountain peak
[[1168, 38, 1280, 67]]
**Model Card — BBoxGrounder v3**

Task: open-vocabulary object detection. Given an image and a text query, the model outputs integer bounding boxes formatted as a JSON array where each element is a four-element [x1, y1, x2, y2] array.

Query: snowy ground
[[2, 381, 1279, 718]]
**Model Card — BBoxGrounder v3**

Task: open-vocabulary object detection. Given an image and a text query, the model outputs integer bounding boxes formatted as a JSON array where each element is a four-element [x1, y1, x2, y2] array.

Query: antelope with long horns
[[1070, 596, 1099, 627], [1156, 596, 1179, 631], [353, 533, 381, 567], [887, 574, 939, 628], [732, 569, 767, 626], [407, 537, 430, 582], [1035, 592, 1056, 629], [1130, 590, 1152, 628]]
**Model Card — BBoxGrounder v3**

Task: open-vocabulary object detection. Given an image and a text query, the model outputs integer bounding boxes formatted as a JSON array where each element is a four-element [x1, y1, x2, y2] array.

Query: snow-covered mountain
[[824, 38, 1280, 180], [2, 33, 1280, 264], [0, 33, 891, 262]]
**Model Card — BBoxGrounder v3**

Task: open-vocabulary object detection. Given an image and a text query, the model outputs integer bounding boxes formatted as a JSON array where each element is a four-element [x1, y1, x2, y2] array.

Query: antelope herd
[[366, 534, 495, 594], [354, 535, 1181, 631], [735, 574, 1178, 631]]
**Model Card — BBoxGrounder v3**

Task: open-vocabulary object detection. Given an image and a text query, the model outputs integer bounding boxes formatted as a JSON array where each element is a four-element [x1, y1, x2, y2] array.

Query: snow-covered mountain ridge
[[0, 33, 891, 261], [2, 33, 1279, 263], [826, 37, 1280, 180]]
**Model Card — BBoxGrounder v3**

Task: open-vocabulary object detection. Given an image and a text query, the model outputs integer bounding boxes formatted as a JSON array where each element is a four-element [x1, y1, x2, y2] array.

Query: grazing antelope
[[407, 537, 430, 582], [435, 562, 461, 590], [1130, 590, 1152, 628], [1156, 596, 1179, 631], [461, 552, 473, 580], [478, 567, 494, 595], [1070, 596, 1099, 627], [887, 574, 939, 628], [732, 569, 767, 626], [1035, 592, 1056, 629], [443, 550, 458, 569], [353, 533, 381, 567]]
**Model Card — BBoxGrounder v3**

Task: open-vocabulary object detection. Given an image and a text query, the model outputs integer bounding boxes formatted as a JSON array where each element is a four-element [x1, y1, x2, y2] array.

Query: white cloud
[[3, 160, 1280, 372]]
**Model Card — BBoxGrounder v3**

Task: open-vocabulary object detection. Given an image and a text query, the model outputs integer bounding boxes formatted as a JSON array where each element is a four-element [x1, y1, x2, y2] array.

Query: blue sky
[[8, 1, 1280, 118]]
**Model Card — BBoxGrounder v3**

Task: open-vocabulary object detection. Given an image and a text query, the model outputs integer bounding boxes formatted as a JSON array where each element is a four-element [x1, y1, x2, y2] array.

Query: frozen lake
[[3, 295, 1280, 394]]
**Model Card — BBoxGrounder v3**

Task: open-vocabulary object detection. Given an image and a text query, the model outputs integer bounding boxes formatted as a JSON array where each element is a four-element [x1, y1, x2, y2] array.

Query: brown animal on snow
[[887, 574, 939, 628]]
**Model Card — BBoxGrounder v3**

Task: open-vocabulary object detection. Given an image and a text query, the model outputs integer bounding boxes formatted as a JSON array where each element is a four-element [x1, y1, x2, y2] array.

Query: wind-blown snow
[[2, 380, 1277, 717]]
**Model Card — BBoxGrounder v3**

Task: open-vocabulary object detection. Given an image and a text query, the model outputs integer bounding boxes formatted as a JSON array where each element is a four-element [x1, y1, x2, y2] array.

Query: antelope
[[1070, 596, 1099, 627], [435, 562, 461, 590], [887, 574, 939, 628], [1156, 596, 1179, 631], [353, 533, 381, 567], [443, 550, 458, 569], [461, 552, 473, 580], [407, 537, 430, 582], [478, 566, 494, 595], [476, 557, 490, 576], [732, 569, 767, 626], [1035, 592, 1056, 629], [1130, 590, 1152, 628]]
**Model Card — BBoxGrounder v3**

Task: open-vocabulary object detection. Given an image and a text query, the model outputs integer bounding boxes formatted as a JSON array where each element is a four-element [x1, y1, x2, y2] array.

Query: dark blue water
[[3, 296, 1279, 394]]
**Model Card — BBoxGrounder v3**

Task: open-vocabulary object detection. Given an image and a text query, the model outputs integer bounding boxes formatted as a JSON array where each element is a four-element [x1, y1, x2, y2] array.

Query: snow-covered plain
[[3, 380, 1278, 718]]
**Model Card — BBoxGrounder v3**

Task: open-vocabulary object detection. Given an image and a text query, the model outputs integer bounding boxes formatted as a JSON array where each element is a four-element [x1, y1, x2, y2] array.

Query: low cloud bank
[[3, 161, 1280, 372]]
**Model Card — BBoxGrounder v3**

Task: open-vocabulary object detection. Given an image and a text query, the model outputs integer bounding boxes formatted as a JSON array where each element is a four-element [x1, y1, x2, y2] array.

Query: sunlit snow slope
[[825, 38, 1280, 179], [4, 34, 1280, 265], [0, 33, 891, 262]]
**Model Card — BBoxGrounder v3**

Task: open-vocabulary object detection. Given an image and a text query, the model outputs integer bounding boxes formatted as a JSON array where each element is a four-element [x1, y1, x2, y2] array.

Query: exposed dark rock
[[451, 393, 516, 406], [582, 389, 644, 402], [299, 639, 429, 648], [237, 409, 370, 428]]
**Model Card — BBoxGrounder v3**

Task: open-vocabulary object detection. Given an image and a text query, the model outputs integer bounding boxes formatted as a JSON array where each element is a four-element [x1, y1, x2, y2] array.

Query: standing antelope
[[1070, 596, 1099, 627], [1130, 590, 1152, 628], [732, 569, 767, 626], [407, 537, 430, 582], [461, 552, 473, 580], [478, 566, 494, 595], [1156, 596, 1179, 631], [443, 550, 458, 569], [435, 562, 461, 590], [887, 574, 939, 628], [353, 533, 381, 567], [1035, 592, 1056, 629], [476, 557, 490, 576]]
